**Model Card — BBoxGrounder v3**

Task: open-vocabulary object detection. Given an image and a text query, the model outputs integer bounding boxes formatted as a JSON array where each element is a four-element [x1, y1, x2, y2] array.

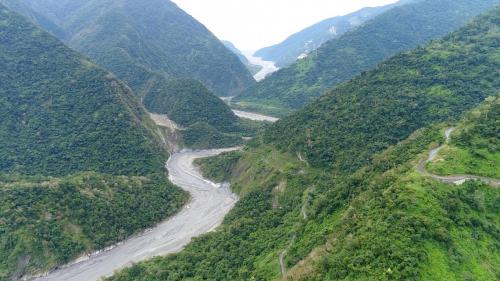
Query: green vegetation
[[255, 2, 399, 67], [142, 78, 270, 149], [6, 0, 257, 149], [194, 151, 243, 182], [180, 119, 268, 150], [13, 0, 255, 97], [181, 122, 243, 149], [234, 0, 500, 116], [144, 78, 239, 132], [108, 96, 498, 281], [0, 172, 186, 280], [0, 5, 186, 279], [427, 96, 500, 178], [263, 8, 500, 172], [107, 9, 499, 281]]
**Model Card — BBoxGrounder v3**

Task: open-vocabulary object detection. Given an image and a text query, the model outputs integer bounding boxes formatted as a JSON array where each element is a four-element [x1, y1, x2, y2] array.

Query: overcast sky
[[172, 0, 399, 51]]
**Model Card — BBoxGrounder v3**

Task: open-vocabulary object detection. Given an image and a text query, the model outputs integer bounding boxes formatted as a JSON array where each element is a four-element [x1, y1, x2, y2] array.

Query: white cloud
[[171, 0, 399, 51]]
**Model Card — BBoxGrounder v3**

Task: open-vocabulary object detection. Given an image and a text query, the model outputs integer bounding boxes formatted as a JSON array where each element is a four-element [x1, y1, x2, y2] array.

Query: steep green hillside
[[234, 0, 500, 116], [144, 79, 239, 132], [255, 1, 401, 67], [107, 10, 499, 281], [143, 79, 267, 149], [0, 5, 186, 279], [263, 7, 500, 172], [0, 0, 66, 39], [427, 96, 500, 178], [17, 0, 255, 97], [108, 85, 498, 281], [288, 98, 499, 281]]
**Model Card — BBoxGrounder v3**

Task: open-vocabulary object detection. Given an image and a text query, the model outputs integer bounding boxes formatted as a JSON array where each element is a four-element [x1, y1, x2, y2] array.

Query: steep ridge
[[144, 79, 239, 132], [106, 8, 499, 281], [234, 0, 500, 116], [0, 5, 186, 280], [255, 1, 403, 67], [15, 0, 255, 97], [263, 6, 500, 172], [4, 0, 257, 148]]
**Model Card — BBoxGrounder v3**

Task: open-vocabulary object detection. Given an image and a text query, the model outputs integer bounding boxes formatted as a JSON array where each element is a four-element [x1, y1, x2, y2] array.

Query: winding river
[[31, 148, 239, 281], [242, 50, 279, 82], [29, 108, 278, 281]]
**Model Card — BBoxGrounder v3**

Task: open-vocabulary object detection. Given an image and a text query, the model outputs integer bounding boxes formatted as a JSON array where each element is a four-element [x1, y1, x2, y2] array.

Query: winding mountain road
[[417, 128, 500, 187], [31, 148, 239, 281]]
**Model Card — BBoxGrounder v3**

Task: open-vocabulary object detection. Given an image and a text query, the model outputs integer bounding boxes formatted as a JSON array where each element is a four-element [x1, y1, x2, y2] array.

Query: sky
[[172, 0, 399, 51]]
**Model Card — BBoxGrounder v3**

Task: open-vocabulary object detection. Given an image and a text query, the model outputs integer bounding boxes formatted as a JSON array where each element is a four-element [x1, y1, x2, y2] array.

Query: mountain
[[255, 1, 402, 67], [9, 0, 255, 97], [222, 40, 263, 75], [107, 8, 499, 281], [0, 0, 66, 39], [2, 0, 259, 149], [144, 78, 239, 132], [0, 5, 186, 279], [233, 0, 500, 117], [264, 5, 500, 172], [143, 78, 248, 149]]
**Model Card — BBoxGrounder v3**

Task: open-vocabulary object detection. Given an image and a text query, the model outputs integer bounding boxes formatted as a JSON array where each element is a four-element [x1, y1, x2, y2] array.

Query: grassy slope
[[427, 96, 500, 178], [0, 5, 186, 279], [234, 0, 500, 116]]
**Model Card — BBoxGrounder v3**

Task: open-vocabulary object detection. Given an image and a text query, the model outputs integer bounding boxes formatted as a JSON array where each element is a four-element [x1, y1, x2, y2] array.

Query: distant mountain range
[[234, 0, 500, 117], [222, 40, 263, 76], [254, 0, 407, 67]]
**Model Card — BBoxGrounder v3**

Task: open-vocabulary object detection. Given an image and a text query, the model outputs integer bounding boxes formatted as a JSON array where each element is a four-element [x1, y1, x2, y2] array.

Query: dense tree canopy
[[107, 8, 500, 281], [0, 5, 186, 279], [4, 0, 255, 97]]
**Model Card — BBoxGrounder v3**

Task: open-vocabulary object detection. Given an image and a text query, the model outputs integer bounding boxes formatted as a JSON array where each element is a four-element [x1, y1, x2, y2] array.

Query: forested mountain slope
[[263, 6, 500, 172], [255, 1, 402, 67], [12, 0, 255, 97], [144, 79, 239, 132], [0, 5, 186, 279], [111, 99, 499, 281], [143, 78, 259, 149], [107, 9, 499, 281], [0, 0, 66, 38], [234, 0, 500, 116], [2, 0, 256, 148]]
